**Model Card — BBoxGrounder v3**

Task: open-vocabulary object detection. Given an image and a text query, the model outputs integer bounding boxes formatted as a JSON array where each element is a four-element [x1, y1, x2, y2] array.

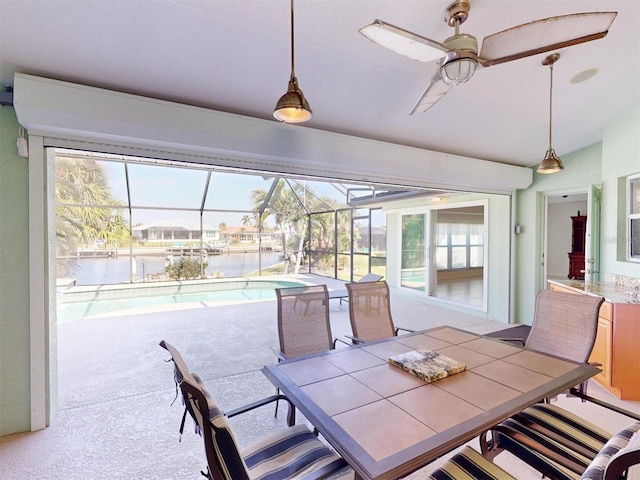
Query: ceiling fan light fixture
[[537, 53, 564, 174], [273, 0, 312, 124], [441, 33, 478, 85], [442, 58, 477, 85], [273, 75, 312, 123]]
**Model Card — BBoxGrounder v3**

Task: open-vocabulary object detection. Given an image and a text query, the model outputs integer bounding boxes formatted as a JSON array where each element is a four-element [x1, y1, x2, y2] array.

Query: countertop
[[548, 279, 640, 304]]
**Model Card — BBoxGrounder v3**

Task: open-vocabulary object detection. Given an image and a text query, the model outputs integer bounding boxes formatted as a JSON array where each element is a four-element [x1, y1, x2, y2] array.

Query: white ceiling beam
[[14, 73, 531, 193]]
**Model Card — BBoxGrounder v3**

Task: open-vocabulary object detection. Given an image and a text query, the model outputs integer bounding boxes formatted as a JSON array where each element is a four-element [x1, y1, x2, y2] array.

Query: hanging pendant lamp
[[537, 53, 564, 174], [273, 0, 312, 123]]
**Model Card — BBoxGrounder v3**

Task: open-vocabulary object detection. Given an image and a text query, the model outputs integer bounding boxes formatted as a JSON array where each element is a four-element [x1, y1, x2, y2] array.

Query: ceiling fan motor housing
[[441, 34, 478, 85]]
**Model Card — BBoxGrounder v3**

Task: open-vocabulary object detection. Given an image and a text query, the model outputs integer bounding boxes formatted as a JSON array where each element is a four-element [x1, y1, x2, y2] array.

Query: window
[[436, 223, 484, 270], [401, 214, 425, 291], [628, 174, 640, 261]]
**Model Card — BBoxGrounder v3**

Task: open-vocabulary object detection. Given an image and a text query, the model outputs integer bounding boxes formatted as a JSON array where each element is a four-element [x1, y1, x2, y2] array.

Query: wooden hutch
[[568, 214, 587, 279]]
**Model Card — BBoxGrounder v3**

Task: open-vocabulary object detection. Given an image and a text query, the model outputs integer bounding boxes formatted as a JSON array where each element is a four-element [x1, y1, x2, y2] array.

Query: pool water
[[58, 280, 304, 323]]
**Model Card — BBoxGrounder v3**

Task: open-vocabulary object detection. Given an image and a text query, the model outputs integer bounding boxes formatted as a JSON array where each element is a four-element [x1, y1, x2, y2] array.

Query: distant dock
[[68, 249, 119, 259]]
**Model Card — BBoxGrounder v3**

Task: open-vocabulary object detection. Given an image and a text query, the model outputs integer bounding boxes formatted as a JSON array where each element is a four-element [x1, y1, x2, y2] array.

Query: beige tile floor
[[0, 275, 638, 479]]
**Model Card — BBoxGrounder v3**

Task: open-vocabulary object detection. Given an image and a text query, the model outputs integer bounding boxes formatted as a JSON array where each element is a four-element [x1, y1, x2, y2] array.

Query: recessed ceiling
[[1, 0, 637, 168]]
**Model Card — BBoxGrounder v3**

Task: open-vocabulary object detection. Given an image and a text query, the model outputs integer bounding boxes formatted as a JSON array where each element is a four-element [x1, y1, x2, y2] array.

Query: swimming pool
[[57, 279, 306, 324]]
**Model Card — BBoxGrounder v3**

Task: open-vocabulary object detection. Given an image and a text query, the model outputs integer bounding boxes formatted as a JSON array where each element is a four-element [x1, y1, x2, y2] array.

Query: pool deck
[[4, 274, 636, 479]]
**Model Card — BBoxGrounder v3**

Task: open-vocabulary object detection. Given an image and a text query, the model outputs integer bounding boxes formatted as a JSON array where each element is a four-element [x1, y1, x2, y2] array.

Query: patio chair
[[497, 289, 604, 397], [470, 387, 640, 480], [327, 273, 383, 304], [345, 280, 414, 343], [276, 284, 349, 360], [160, 340, 350, 480], [274, 284, 349, 415]]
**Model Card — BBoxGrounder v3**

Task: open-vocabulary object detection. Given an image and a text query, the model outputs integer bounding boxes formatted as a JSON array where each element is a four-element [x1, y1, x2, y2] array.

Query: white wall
[[547, 200, 588, 278], [384, 192, 511, 323]]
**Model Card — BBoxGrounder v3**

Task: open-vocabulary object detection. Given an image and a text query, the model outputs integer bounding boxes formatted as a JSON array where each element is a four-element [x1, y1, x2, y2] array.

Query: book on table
[[388, 349, 466, 383]]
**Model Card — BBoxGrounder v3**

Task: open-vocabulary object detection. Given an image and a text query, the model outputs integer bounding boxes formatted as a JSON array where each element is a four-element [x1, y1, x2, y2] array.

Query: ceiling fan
[[359, 1, 617, 114]]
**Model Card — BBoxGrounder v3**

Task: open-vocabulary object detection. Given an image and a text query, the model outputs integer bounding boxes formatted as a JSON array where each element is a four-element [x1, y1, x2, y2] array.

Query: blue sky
[[102, 160, 370, 229]]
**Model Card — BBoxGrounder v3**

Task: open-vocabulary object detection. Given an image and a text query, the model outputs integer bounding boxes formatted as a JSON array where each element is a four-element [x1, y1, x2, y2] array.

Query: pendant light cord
[[290, 0, 295, 78], [548, 62, 554, 150]]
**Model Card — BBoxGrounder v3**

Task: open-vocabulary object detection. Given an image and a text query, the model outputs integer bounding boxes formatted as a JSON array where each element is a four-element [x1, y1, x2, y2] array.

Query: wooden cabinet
[[548, 281, 640, 400], [589, 307, 612, 387], [568, 215, 586, 279]]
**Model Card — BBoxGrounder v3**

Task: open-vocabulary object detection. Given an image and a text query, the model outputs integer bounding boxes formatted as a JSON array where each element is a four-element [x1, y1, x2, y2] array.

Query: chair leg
[[479, 429, 504, 461], [274, 387, 280, 418]]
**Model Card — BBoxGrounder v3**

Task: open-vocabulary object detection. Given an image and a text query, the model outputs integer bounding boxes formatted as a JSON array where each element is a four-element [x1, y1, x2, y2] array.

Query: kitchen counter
[[548, 276, 640, 400], [548, 279, 640, 304]]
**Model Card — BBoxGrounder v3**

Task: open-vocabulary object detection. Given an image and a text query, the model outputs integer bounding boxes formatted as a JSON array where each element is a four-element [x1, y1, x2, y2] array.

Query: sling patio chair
[[160, 340, 351, 480], [273, 284, 349, 415], [427, 406, 640, 480], [496, 288, 604, 397], [275, 284, 348, 361], [467, 387, 640, 480], [345, 280, 414, 344]]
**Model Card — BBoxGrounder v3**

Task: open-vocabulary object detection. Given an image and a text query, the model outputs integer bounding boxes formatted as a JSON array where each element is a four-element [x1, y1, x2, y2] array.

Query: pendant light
[[537, 53, 564, 174], [273, 0, 312, 123]]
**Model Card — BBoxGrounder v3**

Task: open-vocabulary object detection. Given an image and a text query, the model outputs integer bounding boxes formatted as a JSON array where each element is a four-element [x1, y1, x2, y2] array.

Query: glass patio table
[[261, 326, 600, 480]]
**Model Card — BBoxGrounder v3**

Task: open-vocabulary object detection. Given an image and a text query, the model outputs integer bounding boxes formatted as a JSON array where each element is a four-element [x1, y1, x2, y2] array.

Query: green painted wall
[[0, 106, 31, 435], [600, 104, 640, 277], [514, 103, 640, 324]]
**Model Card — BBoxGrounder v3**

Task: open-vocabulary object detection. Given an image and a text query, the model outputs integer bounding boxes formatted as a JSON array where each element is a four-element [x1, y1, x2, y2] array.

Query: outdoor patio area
[[1, 275, 638, 479]]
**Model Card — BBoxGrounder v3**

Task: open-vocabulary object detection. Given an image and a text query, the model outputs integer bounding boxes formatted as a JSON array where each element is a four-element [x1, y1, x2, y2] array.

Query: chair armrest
[[493, 337, 526, 346], [226, 394, 297, 426], [345, 334, 367, 345], [333, 337, 351, 348], [395, 326, 415, 335], [270, 346, 286, 363], [568, 388, 640, 421]]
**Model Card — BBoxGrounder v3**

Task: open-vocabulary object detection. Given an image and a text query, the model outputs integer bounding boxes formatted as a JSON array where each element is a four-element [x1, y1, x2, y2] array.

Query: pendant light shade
[[537, 53, 564, 174], [274, 74, 312, 123], [273, 0, 312, 123]]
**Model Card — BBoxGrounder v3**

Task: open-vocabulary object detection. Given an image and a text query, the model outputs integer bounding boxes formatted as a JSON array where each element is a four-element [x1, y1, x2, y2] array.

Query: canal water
[[66, 251, 284, 285]]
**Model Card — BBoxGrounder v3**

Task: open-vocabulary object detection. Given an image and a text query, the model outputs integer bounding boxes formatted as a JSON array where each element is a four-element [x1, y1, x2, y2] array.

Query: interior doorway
[[545, 192, 588, 283]]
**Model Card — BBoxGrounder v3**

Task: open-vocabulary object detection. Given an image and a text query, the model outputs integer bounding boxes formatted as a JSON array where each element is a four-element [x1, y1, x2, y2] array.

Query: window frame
[[627, 173, 640, 262]]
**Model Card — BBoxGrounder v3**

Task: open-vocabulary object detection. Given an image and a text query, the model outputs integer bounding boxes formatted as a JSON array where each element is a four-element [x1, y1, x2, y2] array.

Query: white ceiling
[[1, 0, 638, 168]]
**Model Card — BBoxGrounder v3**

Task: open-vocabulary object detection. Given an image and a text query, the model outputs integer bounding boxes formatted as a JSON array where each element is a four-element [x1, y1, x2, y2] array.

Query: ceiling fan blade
[[409, 70, 452, 115], [359, 19, 448, 63], [479, 12, 617, 67]]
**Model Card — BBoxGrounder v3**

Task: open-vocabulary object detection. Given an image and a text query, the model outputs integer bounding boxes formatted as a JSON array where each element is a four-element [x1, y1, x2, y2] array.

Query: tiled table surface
[[262, 326, 599, 480]]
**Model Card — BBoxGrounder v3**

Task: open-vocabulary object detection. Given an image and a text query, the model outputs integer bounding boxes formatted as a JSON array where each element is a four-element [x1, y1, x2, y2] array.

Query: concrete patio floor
[[1, 275, 638, 479]]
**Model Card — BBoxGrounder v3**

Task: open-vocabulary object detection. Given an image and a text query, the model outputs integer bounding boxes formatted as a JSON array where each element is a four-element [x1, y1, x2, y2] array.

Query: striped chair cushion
[[192, 374, 348, 480], [428, 446, 516, 480], [580, 422, 640, 480], [491, 403, 615, 480], [192, 374, 250, 479], [243, 423, 348, 480]]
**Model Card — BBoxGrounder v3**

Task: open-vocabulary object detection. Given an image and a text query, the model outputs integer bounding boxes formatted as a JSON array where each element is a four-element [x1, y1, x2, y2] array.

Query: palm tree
[[55, 157, 129, 276], [251, 180, 305, 271], [241, 215, 252, 227]]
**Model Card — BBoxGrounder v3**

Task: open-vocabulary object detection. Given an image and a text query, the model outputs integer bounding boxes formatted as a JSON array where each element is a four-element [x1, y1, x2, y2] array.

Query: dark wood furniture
[[262, 326, 599, 480], [568, 215, 587, 279]]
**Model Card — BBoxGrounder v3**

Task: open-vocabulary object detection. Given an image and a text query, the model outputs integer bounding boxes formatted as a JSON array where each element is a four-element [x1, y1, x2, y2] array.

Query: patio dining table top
[[261, 326, 600, 480]]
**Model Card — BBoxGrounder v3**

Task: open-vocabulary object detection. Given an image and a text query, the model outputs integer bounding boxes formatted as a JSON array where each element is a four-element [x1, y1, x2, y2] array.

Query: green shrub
[[166, 257, 207, 280]]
